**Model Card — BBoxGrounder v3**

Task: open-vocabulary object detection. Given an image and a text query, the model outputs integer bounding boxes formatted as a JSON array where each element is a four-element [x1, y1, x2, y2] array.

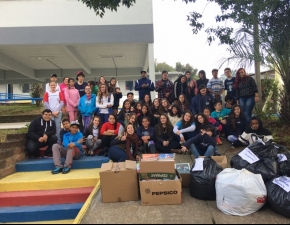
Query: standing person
[[88, 80, 98, 95], [78, 86, 97, 132], [185, 71, 199, 103], [96, 84, 114, 123], [108, 77, 119, 93], [84, 115, 102, 156], [51, 121, 85, 174], [234, 68, 259, 124], [65, 78, 80, 122], [173, 75, 187, 102], [97, 76, 109, 90], [207, 69, 225, 102], [154, 114, 181, 153], [74, 71, 88, 132], [99, 114, 123, 156], [196, 70, 209, 90], [137, 117, 156, 154], [43, 81, 64, 143], [112, 87, 122, 116], [134, 70, 155, 103], [45, 74, 60, 92], [59, 77, 69, 119], [191, 84, 213, 116], [224, 68, 236, 102], [25, 109, 57, 158], [155, 70, 174, 104]]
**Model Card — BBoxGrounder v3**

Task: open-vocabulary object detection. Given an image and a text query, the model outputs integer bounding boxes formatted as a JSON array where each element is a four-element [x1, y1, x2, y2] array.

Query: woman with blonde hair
[[96, 84, 114, 123]]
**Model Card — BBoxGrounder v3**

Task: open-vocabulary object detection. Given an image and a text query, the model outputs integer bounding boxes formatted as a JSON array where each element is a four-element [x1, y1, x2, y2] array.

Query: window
[[125, 81, 133, 91], [22, 84, 30, 93]]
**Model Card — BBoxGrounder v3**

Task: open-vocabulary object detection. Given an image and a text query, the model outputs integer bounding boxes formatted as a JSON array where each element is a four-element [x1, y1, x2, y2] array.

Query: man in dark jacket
[[196, 70, 209, 90], [134, 70, 155, 103], [25, 109, 57, 157], [191, 84, 213, 116]]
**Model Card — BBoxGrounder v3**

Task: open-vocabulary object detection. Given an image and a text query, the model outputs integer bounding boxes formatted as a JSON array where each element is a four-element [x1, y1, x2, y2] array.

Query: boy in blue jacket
[[181, 125, 217, 158], [51, 121, 85, 174]]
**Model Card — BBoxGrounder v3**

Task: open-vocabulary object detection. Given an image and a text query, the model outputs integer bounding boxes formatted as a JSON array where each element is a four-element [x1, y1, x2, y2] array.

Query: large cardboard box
[[139, 161, 182, 206], [100, 160, 139, 203], [198, 156, 228, 169]]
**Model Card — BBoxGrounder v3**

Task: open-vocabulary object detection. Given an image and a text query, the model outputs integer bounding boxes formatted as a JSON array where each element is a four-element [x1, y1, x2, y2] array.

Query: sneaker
[[62, 167, 71, 174], [51, 167, 63, 174], [216, 137, 223, 145]]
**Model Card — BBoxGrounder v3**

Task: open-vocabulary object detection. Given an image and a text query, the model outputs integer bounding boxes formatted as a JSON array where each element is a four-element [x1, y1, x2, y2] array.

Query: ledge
[[0, 115, 39, 123]]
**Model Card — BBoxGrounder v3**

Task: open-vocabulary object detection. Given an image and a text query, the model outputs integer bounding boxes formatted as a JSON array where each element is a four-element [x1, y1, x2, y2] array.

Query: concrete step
[[0, 169, 100, 192], [1, 219, 74, 224], [16, 156, 109, 172], [0, 187, 94, 207], [0, 203, 83, 223]]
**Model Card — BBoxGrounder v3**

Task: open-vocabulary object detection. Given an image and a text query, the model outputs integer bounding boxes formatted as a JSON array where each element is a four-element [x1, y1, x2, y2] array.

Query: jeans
[[108, 146, 128, 162], [239, 96, 255, 124], [99, 113, 109, 124], [52, 144, 82, 168], [51, 112, 62, 142], [155, 140, 181, 153], [227, 135, 238, 143], [190, 144, 216, 158], [176, 131, 196, 143]]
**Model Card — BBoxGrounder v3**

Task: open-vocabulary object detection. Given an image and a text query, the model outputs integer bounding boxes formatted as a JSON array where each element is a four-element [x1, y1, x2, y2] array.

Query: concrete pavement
[[0, 122, 29, 130]]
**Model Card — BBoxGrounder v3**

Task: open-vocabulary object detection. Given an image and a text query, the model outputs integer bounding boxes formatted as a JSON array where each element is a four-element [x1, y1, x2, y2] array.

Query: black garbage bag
[[278, 153, 290, 177], [230, 141, 279, 183], [274, 144, 290, 155], [189, 157, 223, 201], [266, 177, 290, 218]]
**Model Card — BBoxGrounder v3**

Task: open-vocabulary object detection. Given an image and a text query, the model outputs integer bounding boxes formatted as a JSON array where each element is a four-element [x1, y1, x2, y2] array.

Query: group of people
[[25, 68, 273, 174]]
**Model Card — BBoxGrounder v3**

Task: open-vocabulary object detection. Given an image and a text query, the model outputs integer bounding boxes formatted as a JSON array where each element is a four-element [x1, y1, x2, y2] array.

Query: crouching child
[[51, 121, 85, 174]]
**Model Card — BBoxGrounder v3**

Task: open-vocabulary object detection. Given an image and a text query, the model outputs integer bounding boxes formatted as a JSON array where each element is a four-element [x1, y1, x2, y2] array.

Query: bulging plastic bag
[[266, 176, 290, 218], [189, 157, 223, 201], [277, 153, 290, 177], [216, 168, 267, 216], [230, 141, 279, 182]]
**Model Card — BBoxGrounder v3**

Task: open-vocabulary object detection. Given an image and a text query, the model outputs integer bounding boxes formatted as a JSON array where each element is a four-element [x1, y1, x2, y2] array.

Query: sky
[[152, 0, 259, 77]]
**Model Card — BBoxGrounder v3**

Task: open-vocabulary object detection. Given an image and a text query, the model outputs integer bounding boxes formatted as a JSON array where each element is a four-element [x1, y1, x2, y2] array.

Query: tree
[[78, 0, 136, 17], [175, 62, 198, 76], [30, 83, 44, 107], [155, 62, 175, 72]]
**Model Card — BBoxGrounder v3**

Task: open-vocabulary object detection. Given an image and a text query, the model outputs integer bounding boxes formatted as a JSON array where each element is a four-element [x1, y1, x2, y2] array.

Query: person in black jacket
[[25, 109, 57, 158], [196, 70, 209, 90], [191, 84, 213, 116], [181, 125, 217, 158], [137, 117, 155, 153], [173, 75, 187, 102]]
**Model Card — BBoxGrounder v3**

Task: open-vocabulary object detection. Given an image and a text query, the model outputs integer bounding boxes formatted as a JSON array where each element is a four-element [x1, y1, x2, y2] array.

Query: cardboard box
[[180, 173, 191, 188], [139, 161, 176, 180], [100, 160, 139, 203], [175, 163, 191, 188], [139, 161, 182, 205], [198, 156, 228, 169]]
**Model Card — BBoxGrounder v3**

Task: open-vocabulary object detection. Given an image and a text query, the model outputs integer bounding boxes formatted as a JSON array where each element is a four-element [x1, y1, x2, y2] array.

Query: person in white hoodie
[[96, 84, 114, 123]]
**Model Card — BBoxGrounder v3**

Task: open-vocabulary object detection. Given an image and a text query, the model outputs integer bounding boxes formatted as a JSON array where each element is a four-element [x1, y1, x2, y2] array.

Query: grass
[[0, 128, 28, 142], [0, 103, 43, 116]]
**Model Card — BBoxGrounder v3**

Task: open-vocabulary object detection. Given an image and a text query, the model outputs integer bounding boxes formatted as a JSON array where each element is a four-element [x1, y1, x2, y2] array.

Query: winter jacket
[[191, 94, 213, 115], [78, 94, 97, 116], [63, 131, 84, 153], [134, 78, 155, 100], [183, 133, 216, 152], [155, 79, 174, 103]]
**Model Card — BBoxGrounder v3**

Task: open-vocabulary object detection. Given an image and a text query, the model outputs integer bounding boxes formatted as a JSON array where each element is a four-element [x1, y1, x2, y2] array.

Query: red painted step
[[0, 187, 94, 207]]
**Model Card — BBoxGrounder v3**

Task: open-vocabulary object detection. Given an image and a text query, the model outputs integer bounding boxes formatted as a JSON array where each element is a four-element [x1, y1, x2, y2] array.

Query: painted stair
[[0, 156, 109, 223]]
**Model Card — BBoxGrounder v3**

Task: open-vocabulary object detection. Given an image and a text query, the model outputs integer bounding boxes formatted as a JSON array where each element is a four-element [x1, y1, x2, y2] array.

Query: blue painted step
[[0, 203, 83, 223], [16, 156, 110, 172]]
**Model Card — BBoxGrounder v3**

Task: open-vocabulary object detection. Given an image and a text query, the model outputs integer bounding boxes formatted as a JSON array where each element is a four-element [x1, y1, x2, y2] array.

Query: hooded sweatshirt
[[26, 116, 56, 141], [239, 116, 273, 144], [173, 75, 187, 101]]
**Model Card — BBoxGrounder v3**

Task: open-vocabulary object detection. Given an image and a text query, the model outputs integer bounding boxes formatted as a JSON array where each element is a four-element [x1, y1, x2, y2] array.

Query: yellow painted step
[[0, 169, 100, 192], [1, 219, 73, 224]]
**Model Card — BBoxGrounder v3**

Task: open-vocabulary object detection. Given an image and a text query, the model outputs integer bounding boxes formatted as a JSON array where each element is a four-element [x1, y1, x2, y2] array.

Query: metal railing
[[0, 93, 43, 103]]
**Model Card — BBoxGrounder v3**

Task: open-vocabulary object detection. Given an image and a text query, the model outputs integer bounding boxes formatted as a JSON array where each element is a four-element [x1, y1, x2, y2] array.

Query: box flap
[[140, 161, 175, 173], [100, 162, 113, 172], [100, 162, 127, 172], [125, 160, 137, 170]]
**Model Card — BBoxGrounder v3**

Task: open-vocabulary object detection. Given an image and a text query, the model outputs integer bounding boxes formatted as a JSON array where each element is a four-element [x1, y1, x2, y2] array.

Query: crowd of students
[[25, 68, 274, 174]]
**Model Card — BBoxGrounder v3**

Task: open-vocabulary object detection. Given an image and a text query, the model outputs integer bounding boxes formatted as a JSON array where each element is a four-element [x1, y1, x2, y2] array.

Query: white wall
[[0, 84, 30, 96], [0, 0, 153, 27]]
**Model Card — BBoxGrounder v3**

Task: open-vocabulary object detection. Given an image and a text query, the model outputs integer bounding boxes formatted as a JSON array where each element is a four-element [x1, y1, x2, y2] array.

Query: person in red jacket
[[98, 114, 123, 156]]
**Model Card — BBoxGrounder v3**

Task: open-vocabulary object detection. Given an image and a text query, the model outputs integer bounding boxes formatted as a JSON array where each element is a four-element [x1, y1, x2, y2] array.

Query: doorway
[[7, 84, 13, 99]]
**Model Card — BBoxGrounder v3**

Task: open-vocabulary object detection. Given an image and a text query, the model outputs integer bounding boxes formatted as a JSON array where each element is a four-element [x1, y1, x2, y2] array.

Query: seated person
[[137, 117, 155, 153], [25, 109, 57, 158], [181, 125, 217, 158], [108, 124, 141, 162], [238, 116, 273, 145], [98, 114, 122, 156], [167, 104, 182, 127], [51, 121, 85, 174], [191, 84, 213, 116], [127, 92, 136, 108], [137, 104, 155, 127], [173, 110, 196, 144], [154, 114, 180, 153], [203, 107, 223, 145], [224, 95, 235, 109], [60, 118, 70, 145], [211, 100, 231, 127], [117, 99, 133, 126], [84, 115, 102, 156], [225, 105, 247, 147]]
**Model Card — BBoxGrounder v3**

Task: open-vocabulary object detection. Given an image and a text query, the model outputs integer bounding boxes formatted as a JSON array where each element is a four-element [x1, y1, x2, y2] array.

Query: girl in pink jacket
[[65, 78, 80, 122]]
